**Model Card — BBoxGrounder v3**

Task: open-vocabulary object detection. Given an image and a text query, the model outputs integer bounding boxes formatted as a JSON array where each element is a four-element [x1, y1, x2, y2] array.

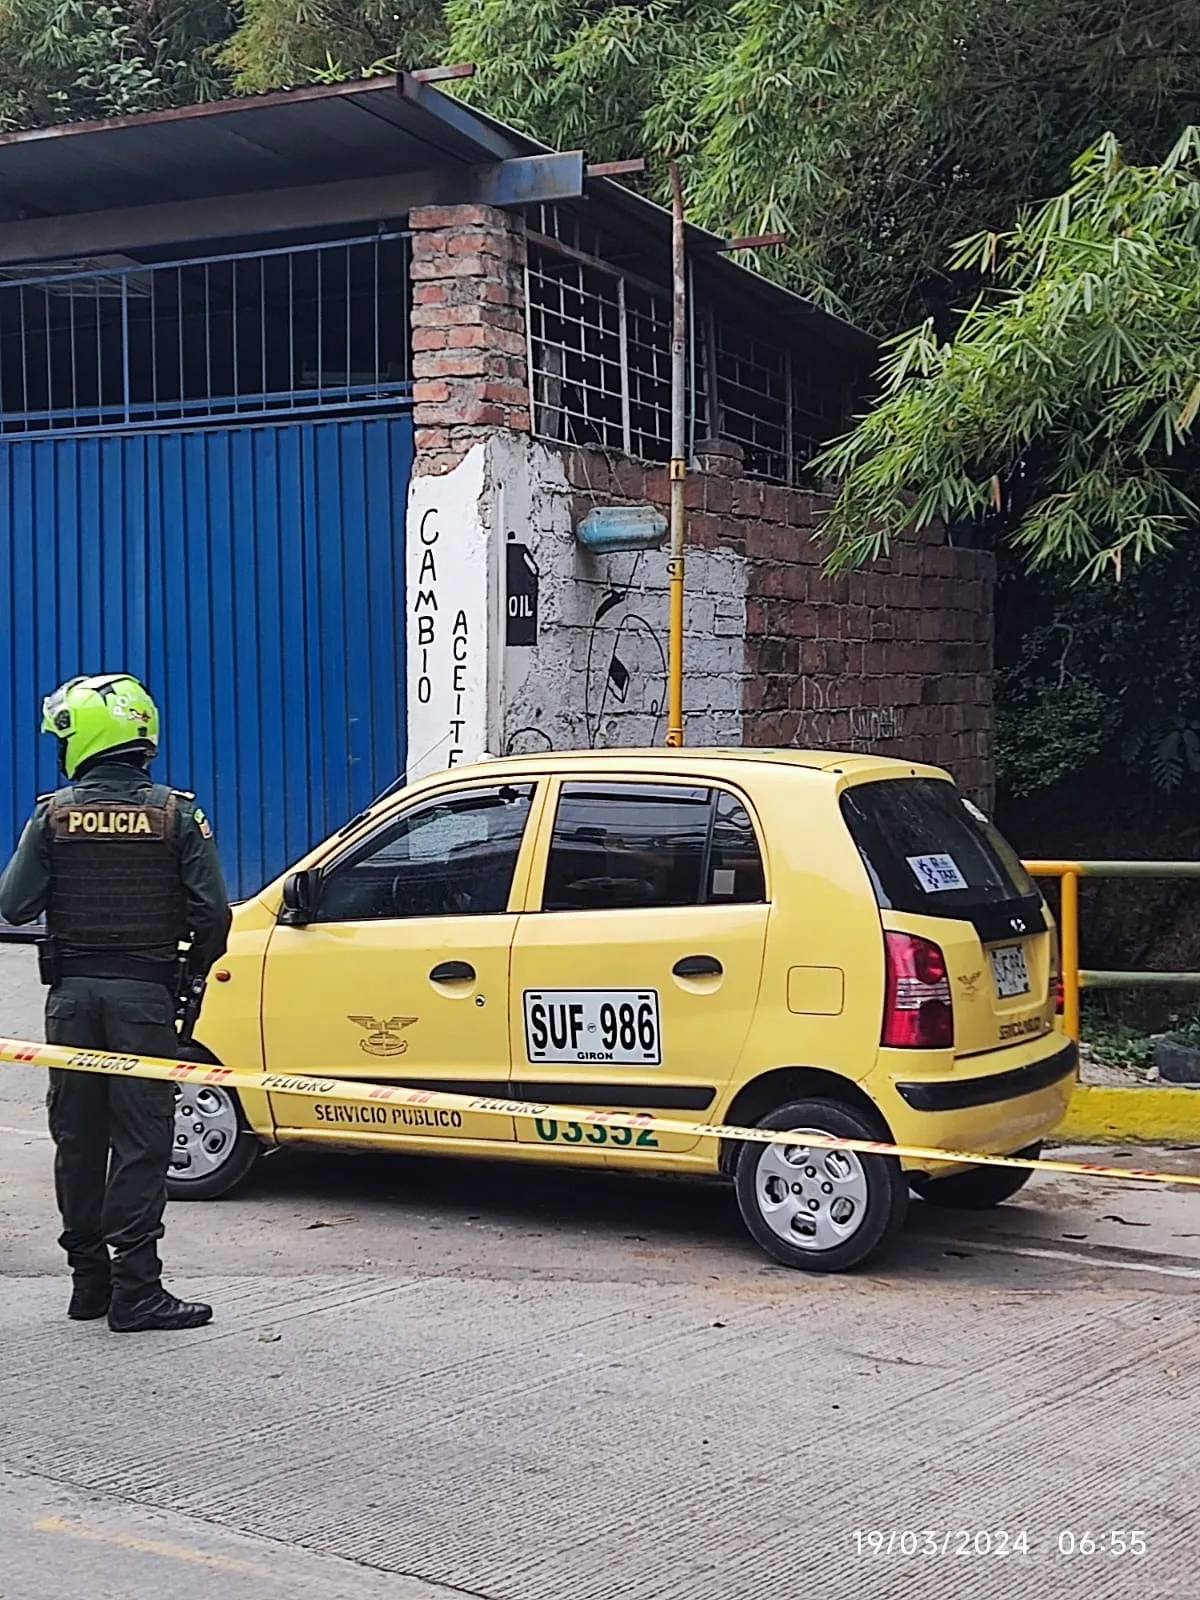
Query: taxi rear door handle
[[673, 955, 722, 978], [430, 960, 475, 983]]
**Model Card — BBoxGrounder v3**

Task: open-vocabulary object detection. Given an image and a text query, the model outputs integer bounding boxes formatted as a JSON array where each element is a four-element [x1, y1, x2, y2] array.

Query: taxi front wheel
[[734, 1098, 908, 1272], [167, 1084, 262, 1201]]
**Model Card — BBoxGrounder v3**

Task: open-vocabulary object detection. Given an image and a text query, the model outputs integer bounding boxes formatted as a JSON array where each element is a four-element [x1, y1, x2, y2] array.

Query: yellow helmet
[[41, 674, 160, 779]]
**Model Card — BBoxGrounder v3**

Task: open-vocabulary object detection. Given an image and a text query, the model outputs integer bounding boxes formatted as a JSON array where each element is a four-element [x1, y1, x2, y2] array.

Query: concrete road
[[1, 942, 1198, 1599]]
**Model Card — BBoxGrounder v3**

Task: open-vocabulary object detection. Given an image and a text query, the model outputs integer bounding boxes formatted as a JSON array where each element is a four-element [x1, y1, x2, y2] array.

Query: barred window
[[0, 233, 412, 436], [526, 242, 672, 458], [525, 204, 850, 486]]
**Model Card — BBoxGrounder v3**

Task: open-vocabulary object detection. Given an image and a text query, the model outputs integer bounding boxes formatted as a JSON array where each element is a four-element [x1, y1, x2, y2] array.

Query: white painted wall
[[404, 433, 748, 779], [492, 434, 746, 756], [405, 444, 495, 780]]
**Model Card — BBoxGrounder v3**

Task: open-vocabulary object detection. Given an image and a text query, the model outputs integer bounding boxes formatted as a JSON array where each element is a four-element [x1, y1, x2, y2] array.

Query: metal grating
[[0, 232, 412, 436], [525, 204, 844, 485], [526, 236, 674, 458]]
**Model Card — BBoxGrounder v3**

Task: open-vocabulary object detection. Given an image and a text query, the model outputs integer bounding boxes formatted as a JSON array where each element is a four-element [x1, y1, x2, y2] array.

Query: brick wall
[[561, 447, 994, 801], [409, 203, 529, 477]]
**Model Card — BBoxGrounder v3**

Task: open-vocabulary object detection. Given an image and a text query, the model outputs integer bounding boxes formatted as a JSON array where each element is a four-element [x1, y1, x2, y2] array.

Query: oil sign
[[506, 539, 539, 646]]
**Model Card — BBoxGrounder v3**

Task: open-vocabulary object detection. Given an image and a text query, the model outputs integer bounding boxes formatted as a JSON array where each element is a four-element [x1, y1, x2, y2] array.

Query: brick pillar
[[408, 203, 530, 475]]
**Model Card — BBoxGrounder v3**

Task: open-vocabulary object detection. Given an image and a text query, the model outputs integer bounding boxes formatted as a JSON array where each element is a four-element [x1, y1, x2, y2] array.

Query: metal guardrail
[[1025, 861, 1200, 1041]]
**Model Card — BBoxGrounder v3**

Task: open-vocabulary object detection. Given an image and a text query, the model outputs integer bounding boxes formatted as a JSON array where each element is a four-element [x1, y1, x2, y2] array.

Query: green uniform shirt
[[0, 759, 232, 975]]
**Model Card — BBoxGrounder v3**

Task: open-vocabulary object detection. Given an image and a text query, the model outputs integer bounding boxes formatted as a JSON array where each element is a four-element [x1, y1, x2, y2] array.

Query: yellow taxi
[[172, 749, 1075, 1271]]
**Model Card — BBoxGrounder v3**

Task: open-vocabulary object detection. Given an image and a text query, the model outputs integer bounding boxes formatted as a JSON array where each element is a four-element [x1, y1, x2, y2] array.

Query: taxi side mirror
[[279, 869, 315, 927]]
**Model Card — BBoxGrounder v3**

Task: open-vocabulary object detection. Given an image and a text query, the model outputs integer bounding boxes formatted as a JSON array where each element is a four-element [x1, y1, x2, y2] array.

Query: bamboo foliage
[[817, 130, 1200, 575]]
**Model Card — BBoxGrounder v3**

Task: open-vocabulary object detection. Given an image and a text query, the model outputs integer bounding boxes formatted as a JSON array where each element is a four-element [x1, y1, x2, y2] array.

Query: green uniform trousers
[[44, 976, 179, 1302]]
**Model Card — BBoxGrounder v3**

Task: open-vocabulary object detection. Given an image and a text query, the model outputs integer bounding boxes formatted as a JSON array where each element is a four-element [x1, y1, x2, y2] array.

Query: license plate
[[989, 945, 1031, 999], [523, 989, 661, 1066]]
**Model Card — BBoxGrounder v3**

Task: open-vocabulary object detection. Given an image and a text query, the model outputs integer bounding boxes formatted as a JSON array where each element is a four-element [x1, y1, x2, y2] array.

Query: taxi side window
[[708, 790, 766, 903], [541, 784, 765, 911], [315, 784, 533, 923]]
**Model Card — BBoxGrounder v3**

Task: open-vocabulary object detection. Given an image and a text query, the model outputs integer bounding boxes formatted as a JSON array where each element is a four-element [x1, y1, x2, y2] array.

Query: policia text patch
[[52, 806, 168, 840]]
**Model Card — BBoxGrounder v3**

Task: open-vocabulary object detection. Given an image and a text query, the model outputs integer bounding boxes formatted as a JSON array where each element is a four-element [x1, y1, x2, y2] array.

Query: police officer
[[0, 674, 231, 1332]]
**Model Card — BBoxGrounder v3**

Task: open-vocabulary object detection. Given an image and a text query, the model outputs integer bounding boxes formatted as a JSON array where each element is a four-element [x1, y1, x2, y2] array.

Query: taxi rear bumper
[[896, 1040, 1077, 1112]]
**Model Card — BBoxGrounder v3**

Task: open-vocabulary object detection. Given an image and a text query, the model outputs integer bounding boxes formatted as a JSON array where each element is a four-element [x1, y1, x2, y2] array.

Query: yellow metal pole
[[1060, 868, 1081, 1047], [665, 160, 687, 748]]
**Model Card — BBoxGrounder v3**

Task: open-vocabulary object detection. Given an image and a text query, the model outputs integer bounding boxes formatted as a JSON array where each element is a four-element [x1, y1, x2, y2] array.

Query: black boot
[[108, 1287, 213, 1333], [68, 1276, 112, 1321]]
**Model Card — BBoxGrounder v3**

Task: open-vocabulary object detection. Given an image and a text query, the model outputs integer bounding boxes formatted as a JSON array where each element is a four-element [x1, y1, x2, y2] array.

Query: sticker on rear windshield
[[907, 853, 968, 893], [961, 798, 989, 825]]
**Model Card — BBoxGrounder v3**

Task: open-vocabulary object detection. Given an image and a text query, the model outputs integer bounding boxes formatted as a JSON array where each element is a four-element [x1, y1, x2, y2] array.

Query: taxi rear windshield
[[839, 779, 1043, 934]]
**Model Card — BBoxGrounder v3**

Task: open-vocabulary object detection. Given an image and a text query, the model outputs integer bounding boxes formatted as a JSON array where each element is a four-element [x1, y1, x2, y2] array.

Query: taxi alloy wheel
[[166, 1083, 261, 1200], [734, 1097, 908, 1272]]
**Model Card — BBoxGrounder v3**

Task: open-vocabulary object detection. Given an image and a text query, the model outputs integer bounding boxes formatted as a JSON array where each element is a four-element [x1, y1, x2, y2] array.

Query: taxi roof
[[412, 748, 946, 784]]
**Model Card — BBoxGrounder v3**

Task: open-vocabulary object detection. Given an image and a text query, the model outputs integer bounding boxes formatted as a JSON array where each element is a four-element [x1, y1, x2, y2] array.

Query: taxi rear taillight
[[1051, 928, 1064, 1014], [882, 931, 954, 1050]]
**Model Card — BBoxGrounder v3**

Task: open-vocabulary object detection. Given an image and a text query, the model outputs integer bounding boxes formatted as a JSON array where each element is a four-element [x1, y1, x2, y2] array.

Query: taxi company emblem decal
[[956, 970, 982, 1000], [349, 1016, 419, 1057]]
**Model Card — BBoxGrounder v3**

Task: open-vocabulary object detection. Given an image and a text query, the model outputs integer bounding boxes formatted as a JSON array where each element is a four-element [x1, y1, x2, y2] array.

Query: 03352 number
[[534, 1118, 659, 1148]]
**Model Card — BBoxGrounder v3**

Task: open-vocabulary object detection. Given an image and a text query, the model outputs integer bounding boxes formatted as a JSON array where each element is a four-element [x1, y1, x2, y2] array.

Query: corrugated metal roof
[[0, 76, 524, 215], [0, 73, 873, 355]]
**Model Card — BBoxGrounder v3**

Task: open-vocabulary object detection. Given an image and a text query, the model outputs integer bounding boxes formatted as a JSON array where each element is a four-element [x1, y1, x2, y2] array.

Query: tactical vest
[[47, 784, 188, 950]]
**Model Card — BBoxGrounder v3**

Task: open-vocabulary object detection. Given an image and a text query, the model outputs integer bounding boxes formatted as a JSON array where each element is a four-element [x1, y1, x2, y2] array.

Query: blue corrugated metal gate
[[0, 416, 411, 899]]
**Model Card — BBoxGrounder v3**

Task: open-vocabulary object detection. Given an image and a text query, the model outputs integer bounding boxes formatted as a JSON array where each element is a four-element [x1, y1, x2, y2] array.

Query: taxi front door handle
[[430, 960, 475, 983], [673, 955, 723, 978]]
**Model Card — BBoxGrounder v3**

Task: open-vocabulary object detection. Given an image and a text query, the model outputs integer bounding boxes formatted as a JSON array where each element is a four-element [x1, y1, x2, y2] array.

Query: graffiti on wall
[[795, 679, 905, 750], [583, 574, 668, 748], [505, 551, 669, 755], [848, 707, 903, 746]]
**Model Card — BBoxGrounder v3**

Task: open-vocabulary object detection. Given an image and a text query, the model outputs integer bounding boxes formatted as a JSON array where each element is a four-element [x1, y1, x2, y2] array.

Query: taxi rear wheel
[[166, 1084, 261, 1201], [910, 1144, 1040, 1210], [734, 1098, 908, 1272]]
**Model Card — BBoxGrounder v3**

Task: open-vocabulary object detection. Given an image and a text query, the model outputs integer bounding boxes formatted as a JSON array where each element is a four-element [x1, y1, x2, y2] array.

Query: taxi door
[[261, 780, 542, 1148], [507, 778, 770, 1159]]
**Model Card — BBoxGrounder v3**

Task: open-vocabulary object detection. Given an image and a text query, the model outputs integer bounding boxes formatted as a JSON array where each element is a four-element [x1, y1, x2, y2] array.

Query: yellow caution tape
[[1, 1034, 1197, 1188]]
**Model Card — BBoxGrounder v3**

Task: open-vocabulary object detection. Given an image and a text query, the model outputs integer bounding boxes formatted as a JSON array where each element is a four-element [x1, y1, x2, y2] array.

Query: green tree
[[994, 538, 1200, 801], [221, 0, 445, 92], [815, 129, 1200, 578], [0, 0, 233, 127], [222, 0, 1200, 330]]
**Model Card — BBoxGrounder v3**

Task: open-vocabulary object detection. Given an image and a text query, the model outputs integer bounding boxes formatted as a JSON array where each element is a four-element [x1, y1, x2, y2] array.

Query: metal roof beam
[[396, 72, 530, 164], [0, 153, 585, 266]]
